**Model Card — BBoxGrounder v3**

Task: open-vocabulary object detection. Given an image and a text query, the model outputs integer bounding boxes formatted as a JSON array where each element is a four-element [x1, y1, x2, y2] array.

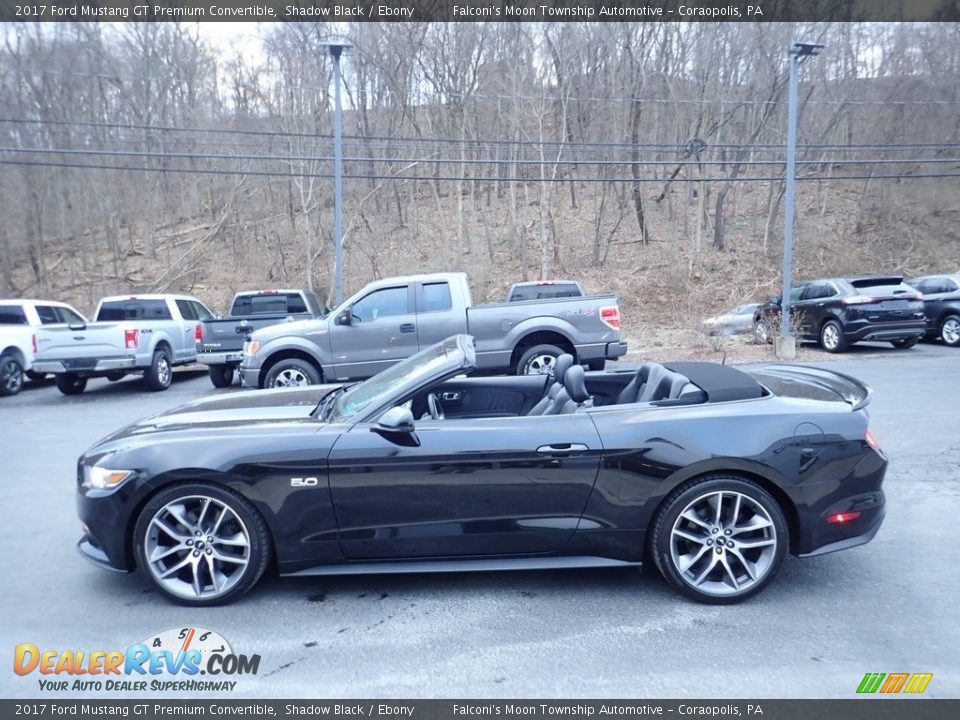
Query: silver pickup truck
[[239, 272, 627, 389], [31, 294, 215, 395]]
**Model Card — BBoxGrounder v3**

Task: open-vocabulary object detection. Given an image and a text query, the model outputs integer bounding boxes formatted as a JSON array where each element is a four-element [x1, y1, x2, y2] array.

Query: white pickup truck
[[31, 294, 215, 395]]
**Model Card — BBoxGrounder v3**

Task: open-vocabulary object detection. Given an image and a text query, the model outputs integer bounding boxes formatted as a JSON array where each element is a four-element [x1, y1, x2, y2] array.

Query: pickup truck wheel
[[55, 373, 87, 395], [516, 344, 566, 376], [264, 359, 321, 388], [144, 349, 173, 391], [208, 365, 235, 388], [0, 354, 24, 396]]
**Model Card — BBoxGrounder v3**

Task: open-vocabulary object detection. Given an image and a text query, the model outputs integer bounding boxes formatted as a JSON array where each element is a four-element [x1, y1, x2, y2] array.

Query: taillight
[[31, 334, 37, 353], [600, 306, 620, 330], [842, 295, 875, 305], [124, 329, 140, 349], [865, 429, 882, 452], [194, 324, 203, 343], [826, 511, 861, 524]]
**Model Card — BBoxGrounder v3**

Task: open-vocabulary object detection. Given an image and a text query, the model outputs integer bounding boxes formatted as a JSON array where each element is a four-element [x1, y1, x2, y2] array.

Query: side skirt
[[283, 555, 642, 577]]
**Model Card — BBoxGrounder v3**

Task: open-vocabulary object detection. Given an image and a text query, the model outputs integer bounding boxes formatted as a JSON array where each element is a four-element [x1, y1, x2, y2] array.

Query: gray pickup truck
[[239, 272, 627, 389], [31, 294, 214, 395], [197, 289, 327, 387]]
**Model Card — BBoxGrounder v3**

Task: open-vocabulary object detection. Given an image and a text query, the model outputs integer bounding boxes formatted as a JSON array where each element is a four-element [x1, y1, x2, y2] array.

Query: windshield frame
[[326, 335, 475, 424]]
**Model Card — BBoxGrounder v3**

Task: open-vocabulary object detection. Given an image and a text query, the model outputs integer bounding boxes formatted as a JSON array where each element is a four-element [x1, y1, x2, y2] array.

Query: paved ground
[[2, 340, 958, 699]]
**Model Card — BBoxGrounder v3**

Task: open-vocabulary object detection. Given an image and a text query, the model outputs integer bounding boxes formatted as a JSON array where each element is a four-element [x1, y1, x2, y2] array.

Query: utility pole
[[323, 39, 352, 306], [777, 42, 824, 360]]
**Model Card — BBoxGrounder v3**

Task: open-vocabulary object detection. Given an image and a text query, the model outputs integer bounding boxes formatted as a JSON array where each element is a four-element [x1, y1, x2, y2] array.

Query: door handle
[[537, 443, 589, 456], [400, 323, 416, 333]]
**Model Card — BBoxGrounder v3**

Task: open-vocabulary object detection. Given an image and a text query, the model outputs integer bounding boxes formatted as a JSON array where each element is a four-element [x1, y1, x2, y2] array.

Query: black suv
[[907, 273, 960, 348], [753, 276, 926, 353]]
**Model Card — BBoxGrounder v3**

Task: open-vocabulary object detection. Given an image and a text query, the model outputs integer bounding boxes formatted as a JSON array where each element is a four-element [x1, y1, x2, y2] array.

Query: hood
[[252, 317, 325, 341], [95, 384, 341, 445]]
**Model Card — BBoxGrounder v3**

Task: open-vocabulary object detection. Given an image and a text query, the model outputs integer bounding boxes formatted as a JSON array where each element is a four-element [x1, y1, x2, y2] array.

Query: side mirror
[[335, 308, 352, 326], [372, 406, 420, 446]]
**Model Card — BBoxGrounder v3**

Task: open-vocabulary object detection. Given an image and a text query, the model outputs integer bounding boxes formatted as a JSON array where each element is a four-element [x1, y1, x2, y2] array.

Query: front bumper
[[197, 351, 244, 366], [33, 356, 137, 374]]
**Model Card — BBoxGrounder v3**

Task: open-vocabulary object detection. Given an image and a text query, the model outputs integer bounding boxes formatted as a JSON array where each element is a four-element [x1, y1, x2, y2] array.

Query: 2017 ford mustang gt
[[76, 334, 886, 606]]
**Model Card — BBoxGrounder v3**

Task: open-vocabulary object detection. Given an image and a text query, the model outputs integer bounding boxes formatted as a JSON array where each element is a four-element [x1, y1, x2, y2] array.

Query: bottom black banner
[[1, 700, 957, 720]]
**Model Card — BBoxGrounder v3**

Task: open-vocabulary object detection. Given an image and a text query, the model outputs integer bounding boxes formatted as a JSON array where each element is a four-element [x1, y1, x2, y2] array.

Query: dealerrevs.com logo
[[13, 627, 260, 693]]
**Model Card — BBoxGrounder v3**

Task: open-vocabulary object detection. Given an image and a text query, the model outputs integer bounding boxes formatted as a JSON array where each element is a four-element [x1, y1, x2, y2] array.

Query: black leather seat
[[646, 369, 693, 401], [557, 365, 593, 414], [617, 363, 656, 404], [527, 354, 574, 416]]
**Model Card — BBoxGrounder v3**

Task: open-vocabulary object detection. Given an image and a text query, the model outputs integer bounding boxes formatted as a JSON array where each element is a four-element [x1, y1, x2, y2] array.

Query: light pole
[[322, 38, 352, 306], [777, 42, 824, 360]]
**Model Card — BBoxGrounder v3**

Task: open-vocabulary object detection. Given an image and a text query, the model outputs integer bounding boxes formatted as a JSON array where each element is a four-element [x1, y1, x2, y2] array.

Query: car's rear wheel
[[134, 483, 271, 606], [0, 353, 24, 397], [208, 364, 235, 388], [264, 358, 321, 388], [55, 373, 87, 395], [940, 315, 960, 347], [650, 476, 788, 604], [819, 320, 848, 353], [753, 318, 772, 344], [516, 344, 565, 376], [144, 348, 173, 391], [890, 337, 919, 349]]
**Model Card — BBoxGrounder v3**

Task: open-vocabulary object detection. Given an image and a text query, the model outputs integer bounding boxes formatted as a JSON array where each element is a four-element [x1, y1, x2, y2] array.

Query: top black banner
[[0, 0, 957, 22]]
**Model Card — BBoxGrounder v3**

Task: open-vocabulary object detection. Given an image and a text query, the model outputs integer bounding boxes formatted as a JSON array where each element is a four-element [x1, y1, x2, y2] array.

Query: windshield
[[328, 337, 467, 422]]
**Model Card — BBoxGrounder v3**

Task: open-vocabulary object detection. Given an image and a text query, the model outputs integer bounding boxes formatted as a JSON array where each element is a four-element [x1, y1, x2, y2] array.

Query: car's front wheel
[[650, 476, 789, 604], [940, 314, 960, 348], [134, 483, 272, 606]]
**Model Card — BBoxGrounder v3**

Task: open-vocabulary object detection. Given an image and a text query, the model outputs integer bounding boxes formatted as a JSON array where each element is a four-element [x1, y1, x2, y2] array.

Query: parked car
[[76, 334, 886, 606], [31, 294, 215, 395], [907, 273, 960, 347], [753, 276, 926, 353], [0, 299, 88, 381], [239, 272, 627, 389], [506, 280, 584, 302], [197, 289, 328, 388], [702, 303, 759, 336], [0, 325, 36, 397]]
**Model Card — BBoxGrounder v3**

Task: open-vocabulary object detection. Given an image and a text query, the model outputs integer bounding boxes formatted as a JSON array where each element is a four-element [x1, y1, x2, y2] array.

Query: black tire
[[819, 319, 848, 353], [105, 371, 126, 382], [940, 314, 960, 348], [55, 373, 87, 395], [890, 337, 919, 349], [587, 360, 606, 372], [650, 475, 789, 605], [515, 343, 567, 376], [0, 353, 25, 397], [133, 482, 272, 607], [264, 358, 321, 388], [754, 317, 773, 345], [144, 348, 173, 391], [25, 370, 48, 383], [208, 364, 235, 388]]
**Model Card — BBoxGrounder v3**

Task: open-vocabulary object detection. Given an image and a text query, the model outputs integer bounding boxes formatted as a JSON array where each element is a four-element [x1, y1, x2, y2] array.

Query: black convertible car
[[77, 335, 886, 606]]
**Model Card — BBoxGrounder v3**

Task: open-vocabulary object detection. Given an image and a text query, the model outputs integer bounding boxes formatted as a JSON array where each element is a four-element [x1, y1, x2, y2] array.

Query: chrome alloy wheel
[[821, 323, 840, 351], [524, 354, 556, 376], [271, 368, 309, 387], [942, 317, 960, 346], [156, 356, 172, 386], [144, 495, 251, 601], [669, 490, 778, 597]]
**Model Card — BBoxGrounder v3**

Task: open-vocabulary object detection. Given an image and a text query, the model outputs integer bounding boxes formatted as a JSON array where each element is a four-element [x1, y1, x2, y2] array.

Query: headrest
[[563, 364, 590, 403], [552, 354, 574, 383], [634, 363, 654, 385]]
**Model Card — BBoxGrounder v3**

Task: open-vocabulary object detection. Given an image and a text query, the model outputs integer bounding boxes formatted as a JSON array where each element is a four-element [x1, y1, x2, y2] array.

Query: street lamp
[[320, 37, 353, 306], [777, 42, 824, 359]]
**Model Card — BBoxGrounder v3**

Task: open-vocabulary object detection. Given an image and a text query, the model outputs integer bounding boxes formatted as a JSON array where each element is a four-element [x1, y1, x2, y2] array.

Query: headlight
[[84, 466, 134, 490], [244, 340, 261, 357]]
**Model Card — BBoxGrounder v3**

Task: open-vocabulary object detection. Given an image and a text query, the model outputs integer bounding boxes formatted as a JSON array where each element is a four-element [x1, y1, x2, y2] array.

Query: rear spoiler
[[747, 364, 873, 411]]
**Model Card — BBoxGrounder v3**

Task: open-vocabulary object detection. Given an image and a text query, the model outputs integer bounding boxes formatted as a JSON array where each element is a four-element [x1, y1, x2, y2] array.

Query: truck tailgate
[[35, 323, 127, 364]]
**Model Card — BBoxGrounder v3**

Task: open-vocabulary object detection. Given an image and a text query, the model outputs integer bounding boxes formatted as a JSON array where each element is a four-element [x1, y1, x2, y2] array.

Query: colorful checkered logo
[[857, 672, 933, 694]]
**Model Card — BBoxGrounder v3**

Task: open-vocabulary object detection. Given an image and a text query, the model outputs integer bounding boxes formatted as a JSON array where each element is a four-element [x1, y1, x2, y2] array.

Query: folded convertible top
[[662, 361, 766, 403]]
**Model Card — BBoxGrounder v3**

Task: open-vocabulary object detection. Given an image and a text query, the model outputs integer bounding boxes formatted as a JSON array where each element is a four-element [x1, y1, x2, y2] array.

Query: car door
[[328, 284, 419, 380], [327, 413, 603, 559]]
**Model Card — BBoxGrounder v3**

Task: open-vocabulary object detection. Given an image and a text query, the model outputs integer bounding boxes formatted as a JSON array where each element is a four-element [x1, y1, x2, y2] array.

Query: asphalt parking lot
[[2, 340, 958, 699]]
